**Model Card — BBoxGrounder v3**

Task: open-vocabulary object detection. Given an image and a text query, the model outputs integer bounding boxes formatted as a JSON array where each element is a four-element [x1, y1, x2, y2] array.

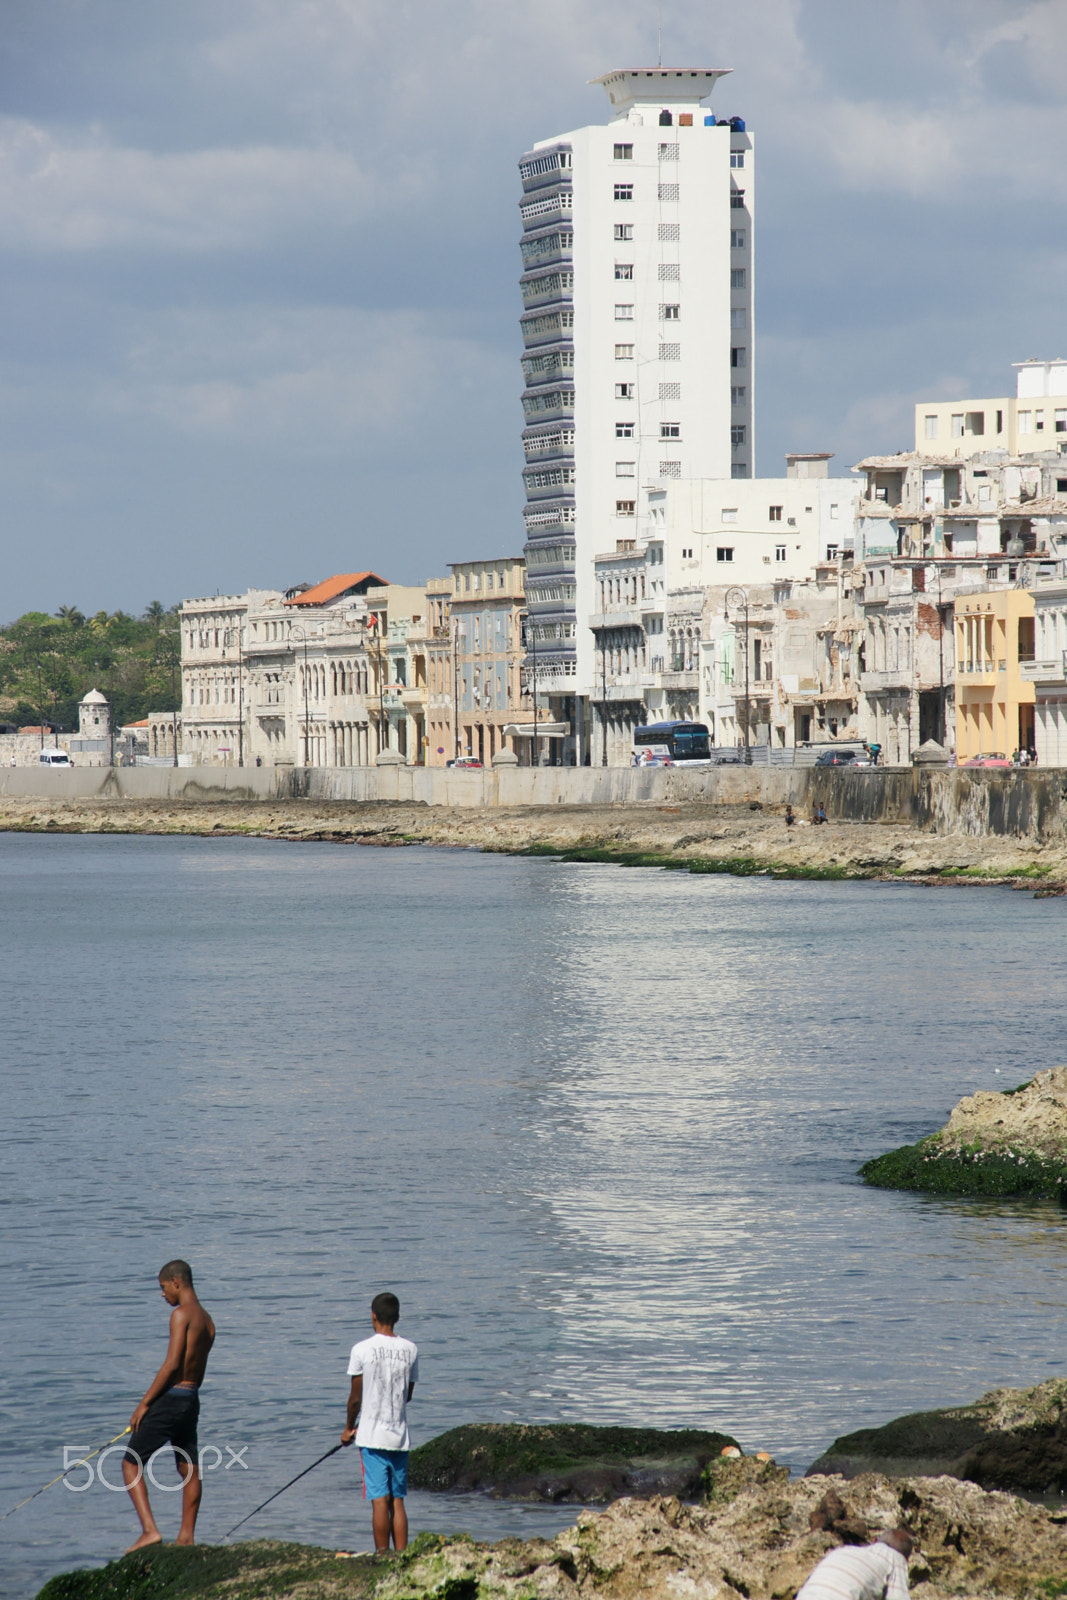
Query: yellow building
[[954, 589, 1035, 760], [915, 359, 1067, 459]]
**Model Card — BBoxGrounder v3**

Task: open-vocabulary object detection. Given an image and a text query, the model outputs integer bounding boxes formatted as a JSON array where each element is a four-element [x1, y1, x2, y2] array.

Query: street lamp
[[289, 623, 312, 767], [601, 628, 608, 766], [368, 611, 387, 755], [724, 585, 752, 765]]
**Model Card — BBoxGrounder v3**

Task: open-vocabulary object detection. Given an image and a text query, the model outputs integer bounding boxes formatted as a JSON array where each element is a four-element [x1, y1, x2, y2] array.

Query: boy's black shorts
[[124, 1388, 199, 1468]]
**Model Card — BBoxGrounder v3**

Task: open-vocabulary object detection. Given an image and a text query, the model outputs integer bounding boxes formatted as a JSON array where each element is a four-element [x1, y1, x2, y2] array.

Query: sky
[[1, 0, 1066, 619]]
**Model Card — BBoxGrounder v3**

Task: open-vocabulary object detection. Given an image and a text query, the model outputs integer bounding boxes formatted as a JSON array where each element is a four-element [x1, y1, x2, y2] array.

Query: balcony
[[660, 669, 698, 691], [590, 609, 645, 629], [1021, 654, 1067, 686], [859, 669, 915, 693], [955, 662, 1001, 687]]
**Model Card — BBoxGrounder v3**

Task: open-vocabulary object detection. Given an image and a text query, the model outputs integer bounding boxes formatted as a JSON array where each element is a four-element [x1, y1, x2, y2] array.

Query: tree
[[56, 605, 85, 627], [143, 600, 166, 624]]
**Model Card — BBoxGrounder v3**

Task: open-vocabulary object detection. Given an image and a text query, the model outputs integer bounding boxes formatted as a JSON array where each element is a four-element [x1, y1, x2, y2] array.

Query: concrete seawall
[[2, 763, 1067, 840]]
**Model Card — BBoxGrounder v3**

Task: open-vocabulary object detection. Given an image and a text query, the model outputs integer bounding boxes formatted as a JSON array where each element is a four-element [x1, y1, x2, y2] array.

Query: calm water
[[2, 834, 1067, 1597]]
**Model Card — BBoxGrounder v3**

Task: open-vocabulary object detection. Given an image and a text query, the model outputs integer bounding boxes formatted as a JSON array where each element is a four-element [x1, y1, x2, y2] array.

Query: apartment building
[[449, 557, 527, 764], [954, 588, 1035, 761], [1023, 576, 1067, 765], [916, 360, 1067, 460], [519, 66, 752, 758]]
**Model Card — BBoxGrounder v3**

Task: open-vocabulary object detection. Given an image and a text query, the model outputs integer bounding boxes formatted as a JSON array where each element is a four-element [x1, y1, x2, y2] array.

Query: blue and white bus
[[632, 721, 713, 766]]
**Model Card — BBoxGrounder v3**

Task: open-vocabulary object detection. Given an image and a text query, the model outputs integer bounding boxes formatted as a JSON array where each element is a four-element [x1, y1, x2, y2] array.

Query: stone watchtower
[[78, 688, 110, 738]]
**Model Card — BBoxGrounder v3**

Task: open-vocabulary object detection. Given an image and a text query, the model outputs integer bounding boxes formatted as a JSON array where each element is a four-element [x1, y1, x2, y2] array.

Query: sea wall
[[2, 762, 1067, 840]]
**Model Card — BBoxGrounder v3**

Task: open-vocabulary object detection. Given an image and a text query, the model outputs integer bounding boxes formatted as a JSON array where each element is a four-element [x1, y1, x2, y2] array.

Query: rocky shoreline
[[3, 794, 1067, 889], [38, 1469, 1067, 1600]]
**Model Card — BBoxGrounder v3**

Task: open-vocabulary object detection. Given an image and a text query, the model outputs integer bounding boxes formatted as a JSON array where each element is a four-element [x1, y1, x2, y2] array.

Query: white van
[[39, 749, 73, 768]]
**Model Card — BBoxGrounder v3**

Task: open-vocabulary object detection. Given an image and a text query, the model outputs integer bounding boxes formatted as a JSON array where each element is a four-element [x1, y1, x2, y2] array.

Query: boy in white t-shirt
[[340, 1292, 419, 1552]]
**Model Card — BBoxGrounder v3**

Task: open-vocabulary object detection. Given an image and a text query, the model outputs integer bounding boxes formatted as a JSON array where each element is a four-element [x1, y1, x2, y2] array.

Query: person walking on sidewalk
[[340, 1293, 418, 1552]]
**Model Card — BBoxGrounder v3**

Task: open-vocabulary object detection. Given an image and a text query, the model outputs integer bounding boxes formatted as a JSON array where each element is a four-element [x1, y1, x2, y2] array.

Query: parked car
[[38, 749, 73, 767], [962, 753, 1012, 768], [814, 749, 861, 767], [451, 755, 483, 769], [709, 750, 743, 765]]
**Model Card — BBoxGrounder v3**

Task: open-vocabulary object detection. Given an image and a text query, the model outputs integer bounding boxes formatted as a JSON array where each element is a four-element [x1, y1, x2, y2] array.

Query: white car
[[39, 749, 73, 767]]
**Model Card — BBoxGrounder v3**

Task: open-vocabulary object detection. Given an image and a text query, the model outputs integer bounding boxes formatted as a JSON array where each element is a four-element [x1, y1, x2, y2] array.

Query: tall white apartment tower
[[518, 67, 753, 759]]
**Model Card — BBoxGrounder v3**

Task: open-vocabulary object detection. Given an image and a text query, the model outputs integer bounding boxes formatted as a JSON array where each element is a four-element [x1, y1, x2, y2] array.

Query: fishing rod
[[0, 1426, 132, 1525], [223, 1442, 344, 1540]]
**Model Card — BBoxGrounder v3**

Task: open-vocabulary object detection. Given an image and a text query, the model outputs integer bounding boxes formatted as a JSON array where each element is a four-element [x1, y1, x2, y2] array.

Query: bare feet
[[125, 1530, 163, 1553], [174, 1535, 195, 1546]]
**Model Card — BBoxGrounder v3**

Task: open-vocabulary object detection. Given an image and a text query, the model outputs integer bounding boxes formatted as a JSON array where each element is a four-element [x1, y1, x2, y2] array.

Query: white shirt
[[347, 1332, 419, 1450], [796, 1544, 910, 1600]]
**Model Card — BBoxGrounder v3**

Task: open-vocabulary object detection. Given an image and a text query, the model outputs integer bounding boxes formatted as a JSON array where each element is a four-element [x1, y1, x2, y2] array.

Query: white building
[[519, 66, 752, 760]]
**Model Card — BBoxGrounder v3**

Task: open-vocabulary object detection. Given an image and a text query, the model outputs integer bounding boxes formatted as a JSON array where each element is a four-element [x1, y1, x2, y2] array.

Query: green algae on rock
[[407, 1423, 739, 1502], [860, 1067, 1067, 1198], [807, 1380, 1067, 1491]]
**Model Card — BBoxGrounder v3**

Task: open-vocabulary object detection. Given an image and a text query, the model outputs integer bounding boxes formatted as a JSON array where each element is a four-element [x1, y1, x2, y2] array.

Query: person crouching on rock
[[340, 1292, 418, 1553], [796, 1528, 915, 1600]]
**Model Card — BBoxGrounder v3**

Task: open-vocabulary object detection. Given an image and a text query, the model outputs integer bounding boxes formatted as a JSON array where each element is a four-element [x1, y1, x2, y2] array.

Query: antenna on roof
[[657, 0, 662, 66]]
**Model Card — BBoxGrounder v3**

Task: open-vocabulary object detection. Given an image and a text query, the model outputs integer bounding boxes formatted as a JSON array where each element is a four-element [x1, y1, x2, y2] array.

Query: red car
[[962, 753, 1012, 768]]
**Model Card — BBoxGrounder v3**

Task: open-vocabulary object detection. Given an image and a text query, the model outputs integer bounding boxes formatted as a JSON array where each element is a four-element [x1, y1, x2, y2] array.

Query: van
[[39, 749, 73, 768]]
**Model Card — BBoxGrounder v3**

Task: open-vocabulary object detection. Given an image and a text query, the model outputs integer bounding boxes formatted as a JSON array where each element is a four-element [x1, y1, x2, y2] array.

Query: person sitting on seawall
[[811, 802, 828, 826], [796, 1527, 915, 1600]]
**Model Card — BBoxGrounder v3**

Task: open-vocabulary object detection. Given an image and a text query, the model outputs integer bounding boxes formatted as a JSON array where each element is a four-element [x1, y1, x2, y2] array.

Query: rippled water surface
[[3, 833, 1067, 1597]]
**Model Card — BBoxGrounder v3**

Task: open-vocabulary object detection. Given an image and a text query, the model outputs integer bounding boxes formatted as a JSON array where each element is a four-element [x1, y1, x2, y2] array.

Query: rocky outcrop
[[808, 1380, 1067, 1490], [39, 1475, 1067, 1600], [407, 1423, 739, 1502], [860, 1068, 1067, 1197]]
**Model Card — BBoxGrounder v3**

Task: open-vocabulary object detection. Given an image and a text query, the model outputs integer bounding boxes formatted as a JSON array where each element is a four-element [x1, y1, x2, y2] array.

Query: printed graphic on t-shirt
[[347, 1333, 419, 1450]]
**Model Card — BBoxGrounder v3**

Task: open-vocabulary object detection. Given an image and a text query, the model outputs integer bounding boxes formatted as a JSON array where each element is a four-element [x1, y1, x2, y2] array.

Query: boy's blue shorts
[[360, 1447, 408, 1500]]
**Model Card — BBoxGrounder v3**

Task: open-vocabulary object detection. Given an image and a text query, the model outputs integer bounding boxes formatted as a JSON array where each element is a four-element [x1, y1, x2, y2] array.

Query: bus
[[632, 722, 712, 766]]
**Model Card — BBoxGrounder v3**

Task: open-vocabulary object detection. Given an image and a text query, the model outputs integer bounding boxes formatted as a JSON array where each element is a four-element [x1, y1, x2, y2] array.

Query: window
[[681, 546, 693, 558], [731, 424, 746, 445], [660, 461, 681, 478], [730, 229, 746, 248], [614, 263, 634, 279], [613, 143, 633, 160], [721, 507, 738, 523], [1058, 478, 1067, 493], [1018, 410, 1032, 434], [1057, 410, 1067, 433], [731, 268, 746, 289], [996, 409, 1004, 432], [730, 306, 746, 329], [614, 304, 634, 319], [731, 385, 746, 404], [731, 189, 745, 209], [769, 504, 782, 521], [660, 422, 680, 438], [615, 382, 634, 398], [614, 223, 633, 241], [659, 342, 680, 361], [830, 503, 839, 519], [659, 381, 680, 401], [660, 303, 680, 320], [658, 142, 679, 160], [731, 149, 746, 167], [658, 261, 680, 281], [826, 544, 839, 561], [615, 344, 634, 359], [616, 499, 635, 515], [1037, 410, 1045, 431], [658, 222, 680, 242], [717, 547, 735, 562], [925, 414, 938, 440], [658, 183, 680, 201], [614, 183, 633, 201], [616, 461, 635, 477], [615, 421, 634, 437], [951, 413, 965, 437], [731, 347, 746, 368], [775, 544, 786, 562], [731, 462, 747, 479]]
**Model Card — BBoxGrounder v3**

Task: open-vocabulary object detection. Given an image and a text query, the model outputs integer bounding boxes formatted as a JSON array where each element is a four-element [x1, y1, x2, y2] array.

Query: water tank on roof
[[659, 109, 673, 126], [704, 114, 715, 126], [730, 116, 746, 132]]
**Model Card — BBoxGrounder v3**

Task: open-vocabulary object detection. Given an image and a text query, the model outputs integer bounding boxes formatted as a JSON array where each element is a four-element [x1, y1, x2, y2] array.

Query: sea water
[[2, 833, 1066, 1597]]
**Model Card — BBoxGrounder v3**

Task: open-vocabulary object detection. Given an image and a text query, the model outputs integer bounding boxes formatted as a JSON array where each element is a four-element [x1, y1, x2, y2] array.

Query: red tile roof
[[283, 572, 387, 607]]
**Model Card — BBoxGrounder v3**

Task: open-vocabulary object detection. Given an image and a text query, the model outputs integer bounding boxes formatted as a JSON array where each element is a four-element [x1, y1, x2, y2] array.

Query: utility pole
[[237, 620, 244, 767], [937, 564, 946, 747], [290, 624, 312, 765], [452, 610, 460, 762], [725, 586, 751, 765]]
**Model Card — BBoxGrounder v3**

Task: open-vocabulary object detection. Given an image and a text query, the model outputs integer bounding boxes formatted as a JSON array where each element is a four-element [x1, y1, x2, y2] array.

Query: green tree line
[[0, 603, 181, 732]]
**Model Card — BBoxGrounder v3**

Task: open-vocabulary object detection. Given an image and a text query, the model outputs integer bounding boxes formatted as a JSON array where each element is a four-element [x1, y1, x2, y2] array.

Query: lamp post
[[452, 610, 460, 763], [289, 623, 312, 766], [368, 611, 387, 756], [724, 585, 752, 765]]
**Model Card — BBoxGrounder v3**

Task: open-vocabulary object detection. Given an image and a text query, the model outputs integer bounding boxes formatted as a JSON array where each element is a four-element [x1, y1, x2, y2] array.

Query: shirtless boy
[[122, 1260, 215, 1552]]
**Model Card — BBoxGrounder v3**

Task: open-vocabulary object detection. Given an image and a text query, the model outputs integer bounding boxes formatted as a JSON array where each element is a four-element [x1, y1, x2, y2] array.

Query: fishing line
[[223, 1442, 344, 1540]]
